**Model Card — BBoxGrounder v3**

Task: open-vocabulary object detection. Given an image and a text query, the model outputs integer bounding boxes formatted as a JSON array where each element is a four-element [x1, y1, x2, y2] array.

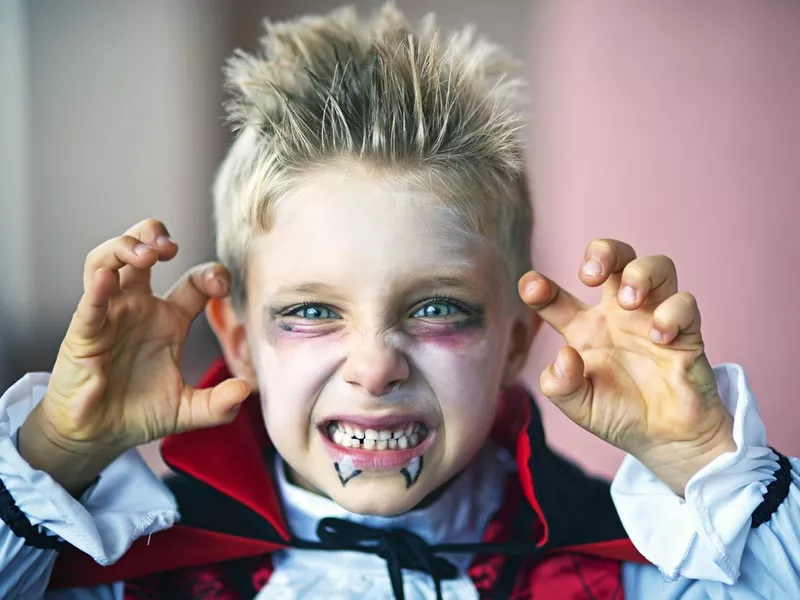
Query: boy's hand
[[19, 219, 251, 494], [519, 239, 735, 496]]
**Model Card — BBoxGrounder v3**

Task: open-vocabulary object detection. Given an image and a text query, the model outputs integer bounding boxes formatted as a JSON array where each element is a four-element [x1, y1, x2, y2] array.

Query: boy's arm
[[0, 372, 177, 600], [517, 240, 798, 596], [613, 363, 800, 598]]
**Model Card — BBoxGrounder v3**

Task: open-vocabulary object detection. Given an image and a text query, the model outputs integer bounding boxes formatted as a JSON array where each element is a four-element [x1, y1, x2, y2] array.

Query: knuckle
[[588, 238, 616, 255], [117, 234, 140, 248], [85, 246, 102, 267], [591, 239, 637, 270], [141, 218, 167, 233], [622, 260, 649, 284], [678, 291, 698, 310], [654, 254, 676, 273], [85, 239, 115, 266]]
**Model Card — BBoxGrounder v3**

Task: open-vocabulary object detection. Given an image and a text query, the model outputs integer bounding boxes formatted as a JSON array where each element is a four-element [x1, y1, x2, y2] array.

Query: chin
[[325, 475, 432, 516]]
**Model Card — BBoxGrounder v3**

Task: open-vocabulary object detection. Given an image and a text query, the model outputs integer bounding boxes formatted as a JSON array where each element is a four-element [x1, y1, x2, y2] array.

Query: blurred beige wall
[[0, 0, 33, 384], [1, 0, 235, 387]]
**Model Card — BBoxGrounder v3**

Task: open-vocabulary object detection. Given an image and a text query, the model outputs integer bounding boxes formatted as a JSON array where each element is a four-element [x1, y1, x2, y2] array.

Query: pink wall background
[[524, 1, 800, 478]]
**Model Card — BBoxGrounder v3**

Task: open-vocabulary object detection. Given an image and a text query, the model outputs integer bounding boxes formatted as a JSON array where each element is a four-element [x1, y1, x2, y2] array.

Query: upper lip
[[320, 413, 432, 430]]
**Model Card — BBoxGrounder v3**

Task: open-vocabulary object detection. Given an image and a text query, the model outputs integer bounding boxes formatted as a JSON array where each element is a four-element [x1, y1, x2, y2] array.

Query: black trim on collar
[[165, 458, 286, 545]]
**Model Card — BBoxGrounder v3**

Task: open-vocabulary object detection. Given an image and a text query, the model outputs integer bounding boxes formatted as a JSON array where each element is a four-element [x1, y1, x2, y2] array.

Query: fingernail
[[156, 235, 176, 247], [524, 279, 540, 297], [553, 353, 565, 378], [649, 328, 663, 343], [134, 243, 153, 256], [206, 269, 228, 290], [581, 259, 602, 276], [618, 285, 637, 305]]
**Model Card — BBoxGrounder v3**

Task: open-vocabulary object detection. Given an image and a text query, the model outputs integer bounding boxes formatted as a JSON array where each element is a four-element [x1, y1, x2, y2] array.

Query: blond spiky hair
[[213, 4, 533, 310]]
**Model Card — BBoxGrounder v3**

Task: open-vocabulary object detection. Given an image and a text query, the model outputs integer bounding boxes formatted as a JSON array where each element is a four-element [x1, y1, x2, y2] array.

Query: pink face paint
[[406, 325, 482, 348]]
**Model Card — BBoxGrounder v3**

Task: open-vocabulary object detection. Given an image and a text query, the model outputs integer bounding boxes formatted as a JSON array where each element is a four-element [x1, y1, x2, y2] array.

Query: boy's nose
[[341, 333, 410, 397]]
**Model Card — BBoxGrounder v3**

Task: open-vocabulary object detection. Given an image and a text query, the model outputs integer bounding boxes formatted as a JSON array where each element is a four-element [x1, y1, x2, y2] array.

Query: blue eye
[[292, 305, 338, 320], [412, 302, 462, 319]]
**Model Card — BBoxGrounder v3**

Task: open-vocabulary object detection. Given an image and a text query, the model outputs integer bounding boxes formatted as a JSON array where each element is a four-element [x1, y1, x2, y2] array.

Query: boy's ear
[[501, 307, 543, 387], [205, 297, 258, 388]]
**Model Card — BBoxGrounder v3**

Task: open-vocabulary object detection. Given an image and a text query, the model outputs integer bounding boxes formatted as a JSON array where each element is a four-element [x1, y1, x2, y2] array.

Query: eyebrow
[[266, 268, 483, 300], [270, 281, 342, 297], [400, 272, 484, 295]]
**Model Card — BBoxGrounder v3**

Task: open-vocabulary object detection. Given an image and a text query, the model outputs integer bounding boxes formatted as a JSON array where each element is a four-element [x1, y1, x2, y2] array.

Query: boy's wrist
[[17, 407, 123, 497], [637, 411, 736, 497]]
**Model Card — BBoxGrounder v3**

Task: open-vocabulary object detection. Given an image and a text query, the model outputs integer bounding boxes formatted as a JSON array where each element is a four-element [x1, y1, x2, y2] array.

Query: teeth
[[328, 421, 426, 451]]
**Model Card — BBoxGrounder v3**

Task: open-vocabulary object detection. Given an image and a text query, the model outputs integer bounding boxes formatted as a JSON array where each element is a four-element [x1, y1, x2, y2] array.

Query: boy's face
[[212, 164, 534, 516]]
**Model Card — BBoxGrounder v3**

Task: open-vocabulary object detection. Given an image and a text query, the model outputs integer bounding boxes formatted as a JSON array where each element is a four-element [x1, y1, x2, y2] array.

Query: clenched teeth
[[327, 421, 426, 451]]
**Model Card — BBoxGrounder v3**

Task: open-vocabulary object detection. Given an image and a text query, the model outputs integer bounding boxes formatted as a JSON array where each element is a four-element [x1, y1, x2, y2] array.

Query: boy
[[0, 5, 797, 599]]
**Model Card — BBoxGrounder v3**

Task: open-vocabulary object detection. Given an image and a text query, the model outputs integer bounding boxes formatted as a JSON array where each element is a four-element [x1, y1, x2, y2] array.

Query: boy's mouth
[[325, 420, 429, 451], [319, 416, 435, 471]]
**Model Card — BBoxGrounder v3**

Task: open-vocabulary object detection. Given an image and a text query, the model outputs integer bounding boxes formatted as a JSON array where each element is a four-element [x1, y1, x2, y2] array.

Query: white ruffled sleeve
[[0, 373, 179, 600], [613, 363, 800, 599]]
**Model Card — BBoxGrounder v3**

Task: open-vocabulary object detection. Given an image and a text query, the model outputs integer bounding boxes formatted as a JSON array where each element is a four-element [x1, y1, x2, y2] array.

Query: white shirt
[[0, 364, 797, 599]]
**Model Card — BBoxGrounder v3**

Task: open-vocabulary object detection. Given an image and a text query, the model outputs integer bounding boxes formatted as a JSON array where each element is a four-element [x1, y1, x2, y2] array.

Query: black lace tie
[[314, 517, 459, 600]]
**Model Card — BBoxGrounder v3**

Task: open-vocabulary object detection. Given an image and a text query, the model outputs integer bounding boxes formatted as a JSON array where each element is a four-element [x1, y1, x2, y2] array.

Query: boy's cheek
[[252, 338, 346, 444], [253, 335, 345, 392]]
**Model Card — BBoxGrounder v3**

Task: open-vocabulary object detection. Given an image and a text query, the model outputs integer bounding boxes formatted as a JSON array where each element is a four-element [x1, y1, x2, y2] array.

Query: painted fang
[[400, 456, 423, 488], [334, 457, 362, 486]]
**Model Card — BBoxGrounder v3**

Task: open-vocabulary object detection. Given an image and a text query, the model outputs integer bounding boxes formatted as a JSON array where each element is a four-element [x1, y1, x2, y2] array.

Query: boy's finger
[[539, 346, 593, 428], [617, 255, 678, 311], [164, 263, 232, 319], [578, 239, 638, 303], [124, 219, 177, 253], [518, 271, 585, 334], [70, 268, 118, 339], [83, 235, 159, 293], [177, 378, 252, 432], [119, 219, 179, 290], [650, 292, 701, 346]]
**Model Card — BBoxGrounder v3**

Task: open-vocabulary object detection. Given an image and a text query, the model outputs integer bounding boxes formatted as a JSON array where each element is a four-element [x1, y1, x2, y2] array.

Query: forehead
[[249, 165, 502, 295]]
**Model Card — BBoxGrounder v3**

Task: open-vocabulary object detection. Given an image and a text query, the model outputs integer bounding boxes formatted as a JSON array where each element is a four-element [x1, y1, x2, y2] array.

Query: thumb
[[539, 346, 593, 427], [177, 378, 252, 432]]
